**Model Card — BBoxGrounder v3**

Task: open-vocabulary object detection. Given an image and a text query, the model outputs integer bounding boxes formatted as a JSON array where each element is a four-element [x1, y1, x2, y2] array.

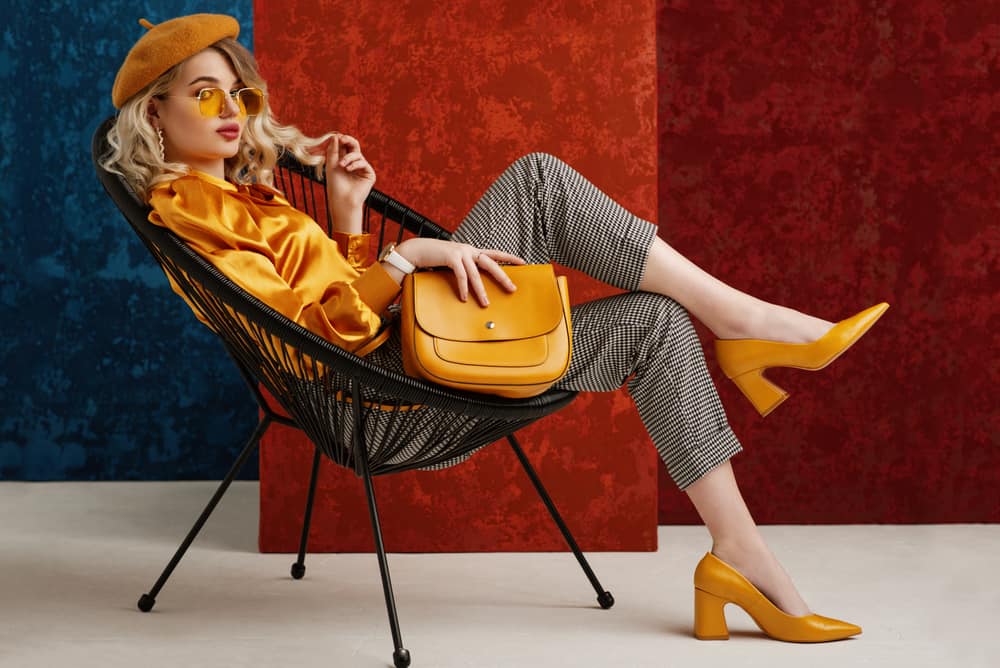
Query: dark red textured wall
[[254, 0, 661, 551], [657, 1, 1000, 523]]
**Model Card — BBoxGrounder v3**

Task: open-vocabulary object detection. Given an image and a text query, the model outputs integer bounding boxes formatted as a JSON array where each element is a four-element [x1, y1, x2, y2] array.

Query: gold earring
[[156, 128, 165, 161]]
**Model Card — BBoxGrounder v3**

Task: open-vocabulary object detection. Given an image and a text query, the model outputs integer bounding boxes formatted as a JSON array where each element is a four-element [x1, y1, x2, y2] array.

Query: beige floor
[[0, 481, 996, 668]]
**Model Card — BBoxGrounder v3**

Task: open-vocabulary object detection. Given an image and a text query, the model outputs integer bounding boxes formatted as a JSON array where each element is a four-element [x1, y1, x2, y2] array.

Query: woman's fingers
[[336, 134, 361, 159], [400, 239, 528, 305], [449, 256, 470, 302], [481, 249, 526, 266], [477, 249, 525, 293], [341, 156, 373, 176], [324, 134, 339, 168], [325, 134, 364, 164], [461, 247, 524, 304], [337, 133, 359, 147], [338, 150, 364, 167], [465, 252, 521, 306], [463, 255, 493, 306], [475, 254, 516, 294], [447, 246, 490, 306]]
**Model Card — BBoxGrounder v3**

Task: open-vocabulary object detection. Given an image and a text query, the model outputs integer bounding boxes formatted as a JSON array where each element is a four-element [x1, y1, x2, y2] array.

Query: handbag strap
[[354, 320, 394, 357]]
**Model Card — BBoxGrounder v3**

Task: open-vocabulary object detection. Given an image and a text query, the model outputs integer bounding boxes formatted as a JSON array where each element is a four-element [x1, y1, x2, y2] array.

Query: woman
[[103, 14, 887, 643]]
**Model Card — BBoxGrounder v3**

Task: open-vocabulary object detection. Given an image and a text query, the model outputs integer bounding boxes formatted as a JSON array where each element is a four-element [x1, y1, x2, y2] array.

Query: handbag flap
[[409, 264, 565, 342]]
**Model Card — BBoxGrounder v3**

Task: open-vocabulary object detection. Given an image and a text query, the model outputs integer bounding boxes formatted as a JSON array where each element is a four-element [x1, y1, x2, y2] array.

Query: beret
[[112, 14, 240, 108]]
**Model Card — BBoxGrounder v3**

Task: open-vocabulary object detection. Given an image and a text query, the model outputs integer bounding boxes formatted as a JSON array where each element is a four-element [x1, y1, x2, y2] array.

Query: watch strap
[[380, 244, 416, 274]]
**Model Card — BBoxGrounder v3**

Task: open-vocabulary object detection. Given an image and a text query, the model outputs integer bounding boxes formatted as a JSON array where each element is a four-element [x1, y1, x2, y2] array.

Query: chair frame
[[92, 118, 613, 668]]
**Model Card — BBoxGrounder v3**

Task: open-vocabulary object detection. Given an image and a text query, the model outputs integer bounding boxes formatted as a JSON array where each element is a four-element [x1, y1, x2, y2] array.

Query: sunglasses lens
[[197, 88, 225, 117], [193, 88, 264, 117], [238, 88, 264, 116]]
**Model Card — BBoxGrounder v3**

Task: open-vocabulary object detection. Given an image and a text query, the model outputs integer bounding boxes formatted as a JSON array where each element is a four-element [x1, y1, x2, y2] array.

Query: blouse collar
[[188, 169, 237, 192], [154, 169, 281, 202]]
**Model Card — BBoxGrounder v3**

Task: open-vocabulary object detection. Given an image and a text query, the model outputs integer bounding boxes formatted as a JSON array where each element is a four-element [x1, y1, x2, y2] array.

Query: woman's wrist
[[379, 261, 406, 285], [394, 239, 418, 267], [327, 198, 365, 235], [379, 240, 417, 285]]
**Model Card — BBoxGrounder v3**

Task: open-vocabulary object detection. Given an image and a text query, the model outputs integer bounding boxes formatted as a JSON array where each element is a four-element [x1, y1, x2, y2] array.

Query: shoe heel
[[694, 588, 730, 640], [730, 369, 789, 417]]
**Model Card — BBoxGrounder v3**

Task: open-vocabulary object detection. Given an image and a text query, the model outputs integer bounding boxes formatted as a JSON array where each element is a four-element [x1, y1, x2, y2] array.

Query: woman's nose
[[220, 93, 242, 118]]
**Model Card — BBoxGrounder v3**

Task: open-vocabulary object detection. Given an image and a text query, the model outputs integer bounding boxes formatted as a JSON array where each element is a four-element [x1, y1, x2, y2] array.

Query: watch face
[[379, 242, 396, 262]]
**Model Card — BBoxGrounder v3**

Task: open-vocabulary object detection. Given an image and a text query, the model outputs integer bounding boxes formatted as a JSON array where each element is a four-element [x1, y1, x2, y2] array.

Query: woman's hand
[[395, 238, 526, 306], [324, 133, 376, 232]]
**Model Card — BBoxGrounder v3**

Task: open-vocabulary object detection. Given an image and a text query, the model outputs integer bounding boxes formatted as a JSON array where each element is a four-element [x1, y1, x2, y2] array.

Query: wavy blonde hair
[[101, 38, 332, 201]]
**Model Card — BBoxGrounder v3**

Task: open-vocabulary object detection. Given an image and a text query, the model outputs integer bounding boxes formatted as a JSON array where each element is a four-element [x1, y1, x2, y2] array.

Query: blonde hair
[[101, 38, 331, 201]]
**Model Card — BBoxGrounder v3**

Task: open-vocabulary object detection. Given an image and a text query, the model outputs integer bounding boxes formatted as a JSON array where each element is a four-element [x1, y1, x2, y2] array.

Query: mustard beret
[[111, 14, 240, 109]]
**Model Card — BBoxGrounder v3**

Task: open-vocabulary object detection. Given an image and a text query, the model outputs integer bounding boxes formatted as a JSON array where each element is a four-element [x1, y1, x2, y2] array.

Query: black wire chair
[[92, 118, 613, 668]]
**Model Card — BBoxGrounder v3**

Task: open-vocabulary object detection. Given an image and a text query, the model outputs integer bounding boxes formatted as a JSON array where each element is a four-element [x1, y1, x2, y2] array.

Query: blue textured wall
[[1, 1, 257, 480]]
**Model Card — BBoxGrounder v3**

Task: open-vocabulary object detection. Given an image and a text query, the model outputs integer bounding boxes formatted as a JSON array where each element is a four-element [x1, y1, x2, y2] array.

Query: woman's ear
[[146, 99, 161, 129]]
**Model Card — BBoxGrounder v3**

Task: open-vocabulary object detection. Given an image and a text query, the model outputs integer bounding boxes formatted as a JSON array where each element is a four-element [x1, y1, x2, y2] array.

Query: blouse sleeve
[[147, 177, 400, 354], [332, 231, 372, 270]]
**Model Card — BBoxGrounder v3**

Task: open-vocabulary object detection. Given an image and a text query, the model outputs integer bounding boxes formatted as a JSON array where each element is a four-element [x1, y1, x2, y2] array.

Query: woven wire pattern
[[93, 119, 575, 477]]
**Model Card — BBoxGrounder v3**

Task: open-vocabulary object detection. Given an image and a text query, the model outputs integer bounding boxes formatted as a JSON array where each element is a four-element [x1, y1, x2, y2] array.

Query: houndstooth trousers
[[366, 153, 743, 490]]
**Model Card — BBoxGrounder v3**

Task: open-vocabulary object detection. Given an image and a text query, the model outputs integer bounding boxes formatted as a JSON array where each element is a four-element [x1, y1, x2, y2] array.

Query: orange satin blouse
[[147, 170, 402, 353]]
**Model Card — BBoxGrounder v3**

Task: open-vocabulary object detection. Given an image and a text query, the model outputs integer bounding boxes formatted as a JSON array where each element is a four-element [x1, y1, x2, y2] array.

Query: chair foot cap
[[598, 591, 615, 609], [393, 648, 411, 667], [290, 562, 306, 579], [137, 594, 155, 612]]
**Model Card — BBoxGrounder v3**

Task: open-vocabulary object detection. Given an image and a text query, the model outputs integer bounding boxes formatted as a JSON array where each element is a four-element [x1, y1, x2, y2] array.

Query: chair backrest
[[91, 117, 575, 475], [271, 152, 452, 247]]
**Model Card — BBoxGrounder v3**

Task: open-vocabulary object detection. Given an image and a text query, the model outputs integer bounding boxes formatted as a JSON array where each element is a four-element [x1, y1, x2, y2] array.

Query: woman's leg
[[558, 293, 743, 490], [453, 153, 816, 615], [684, 460, 810, 616], [560, 292, 809, 616], [453, 152, 833, 344], [638, 240, 833, 343]]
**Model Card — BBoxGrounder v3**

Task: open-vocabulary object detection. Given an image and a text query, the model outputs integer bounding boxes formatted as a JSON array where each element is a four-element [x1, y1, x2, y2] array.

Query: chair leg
[[137, 415, 271, 613], [352, 385, 411, 668], [291, 446, 323, 579], [507, 434, 615, 610]]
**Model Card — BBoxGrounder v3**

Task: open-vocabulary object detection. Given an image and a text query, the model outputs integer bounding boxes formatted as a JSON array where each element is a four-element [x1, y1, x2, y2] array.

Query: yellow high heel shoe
[[693, 552, 862, 643], [714, 302, 889, 416]]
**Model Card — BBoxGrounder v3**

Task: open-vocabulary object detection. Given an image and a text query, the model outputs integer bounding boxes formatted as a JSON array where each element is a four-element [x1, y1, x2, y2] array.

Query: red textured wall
[[254, 1, 661, 551], [657, 1, 1000, 523]]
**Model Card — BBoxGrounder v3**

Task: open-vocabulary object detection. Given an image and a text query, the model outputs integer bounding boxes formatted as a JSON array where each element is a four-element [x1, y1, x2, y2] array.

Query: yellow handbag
[[400, 264, 572, 398]]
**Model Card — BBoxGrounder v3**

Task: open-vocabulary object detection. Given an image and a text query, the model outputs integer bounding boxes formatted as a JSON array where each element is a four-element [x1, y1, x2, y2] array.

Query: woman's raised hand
[[324, 133, 376, 211], [395, 238, 525, 307]]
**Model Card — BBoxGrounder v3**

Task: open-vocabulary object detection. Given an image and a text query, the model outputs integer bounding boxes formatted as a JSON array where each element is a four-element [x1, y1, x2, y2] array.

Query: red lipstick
[[217, 123, 240, 141]]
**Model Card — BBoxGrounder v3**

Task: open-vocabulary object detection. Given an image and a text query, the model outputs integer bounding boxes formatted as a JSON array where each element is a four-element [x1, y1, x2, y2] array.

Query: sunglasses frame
[[161, 87, 266, 118]]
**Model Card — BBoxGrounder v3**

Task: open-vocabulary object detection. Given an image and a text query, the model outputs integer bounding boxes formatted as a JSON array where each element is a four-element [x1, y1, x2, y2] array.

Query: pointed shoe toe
[[714, 302, 889, 416], [805, 614, 863, 641], [693, 552, 862, 643], [753, 612, 862, 643]]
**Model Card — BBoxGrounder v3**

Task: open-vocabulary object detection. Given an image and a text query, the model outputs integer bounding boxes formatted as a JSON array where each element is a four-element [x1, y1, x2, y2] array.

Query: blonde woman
[[103, 14, 888, 643]]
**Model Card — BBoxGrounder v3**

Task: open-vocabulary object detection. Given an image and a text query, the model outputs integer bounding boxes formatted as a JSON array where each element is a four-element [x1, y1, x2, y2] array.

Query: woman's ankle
[[709, 303, 767, 340], [762, 306, 834, 343], [718, 304, 834, 344], [710, 540, 812, 617], [710, 535, 769, 563]]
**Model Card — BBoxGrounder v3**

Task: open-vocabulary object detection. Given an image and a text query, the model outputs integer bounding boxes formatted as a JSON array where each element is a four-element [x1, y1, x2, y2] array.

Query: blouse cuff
[[353, 261, 402, 314], [333, 232, 371, 268]]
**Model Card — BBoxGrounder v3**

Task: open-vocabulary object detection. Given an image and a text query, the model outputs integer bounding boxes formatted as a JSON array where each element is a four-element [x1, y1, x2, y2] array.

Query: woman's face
[[149, 48, 247, 176]]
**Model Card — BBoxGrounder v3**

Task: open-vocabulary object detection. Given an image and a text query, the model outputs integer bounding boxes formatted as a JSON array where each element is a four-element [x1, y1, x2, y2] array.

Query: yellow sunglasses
[[164, 87, 265, 117]]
